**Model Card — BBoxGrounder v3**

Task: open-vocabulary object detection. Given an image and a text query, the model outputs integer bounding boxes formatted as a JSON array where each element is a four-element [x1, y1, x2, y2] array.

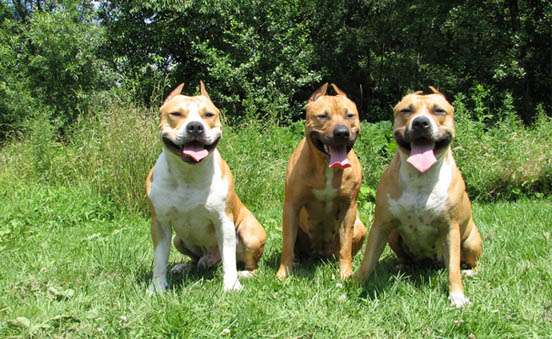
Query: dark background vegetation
[[0, 0, 551, 208], [2, 0, 551, 137]]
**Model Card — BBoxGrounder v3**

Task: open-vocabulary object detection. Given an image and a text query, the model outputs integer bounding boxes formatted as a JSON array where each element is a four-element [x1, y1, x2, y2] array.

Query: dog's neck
[[162, 147, 217, 185], [305, 136, 333, 173], [398, 147, 453, 192]]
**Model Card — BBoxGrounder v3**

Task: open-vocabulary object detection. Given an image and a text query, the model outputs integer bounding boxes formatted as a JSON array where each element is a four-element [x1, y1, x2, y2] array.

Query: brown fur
[[276, 83, 367, 280], [355, 88, 482, 305]]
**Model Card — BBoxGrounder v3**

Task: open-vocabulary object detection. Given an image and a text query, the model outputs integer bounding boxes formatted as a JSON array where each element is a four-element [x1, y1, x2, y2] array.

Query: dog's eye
[[317, 113, 329, 120], [400, 108, 412, 115], [434, 107, 446, 115], [345, 111, 356, 119], [170, 112, 182, 117], [204, 111, 215, 118]]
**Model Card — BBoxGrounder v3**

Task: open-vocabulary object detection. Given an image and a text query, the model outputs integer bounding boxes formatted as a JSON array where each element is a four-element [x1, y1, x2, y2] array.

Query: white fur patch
[[149, 149, 241, 292], [312, 167, 337, 212], [388, 153, 453, 259], [449, 291, 470, 307]]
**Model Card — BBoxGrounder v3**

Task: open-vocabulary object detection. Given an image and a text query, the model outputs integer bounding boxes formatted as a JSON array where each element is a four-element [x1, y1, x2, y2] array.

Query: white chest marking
[[313, 167, 337, 212], [149, 150, 229, 250], [388, 154, 453, 258]]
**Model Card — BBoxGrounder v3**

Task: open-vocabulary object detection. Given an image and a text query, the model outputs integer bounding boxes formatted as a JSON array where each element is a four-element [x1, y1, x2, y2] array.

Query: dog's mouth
[[309, 131, 355, 169], [394, 131, 452, 173], [162, 136, 220, 164]]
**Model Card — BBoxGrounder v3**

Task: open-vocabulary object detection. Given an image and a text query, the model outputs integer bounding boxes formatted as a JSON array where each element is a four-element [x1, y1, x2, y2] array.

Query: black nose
[[186, 121, 204, 135], [333, 125, 350, 140], [412, 116, 431, 130]]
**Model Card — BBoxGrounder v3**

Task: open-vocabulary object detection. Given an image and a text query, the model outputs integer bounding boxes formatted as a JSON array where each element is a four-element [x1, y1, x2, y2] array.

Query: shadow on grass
[[134, 260, 217, 291], [264, 250, 344, 279], [357, 257, 447, 299]]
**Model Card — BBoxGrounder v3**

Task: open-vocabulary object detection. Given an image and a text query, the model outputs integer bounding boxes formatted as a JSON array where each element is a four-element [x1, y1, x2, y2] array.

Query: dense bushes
[[3, 1, 551, 140], [101, 0, 552, 122], [0, 2, 116, 138]]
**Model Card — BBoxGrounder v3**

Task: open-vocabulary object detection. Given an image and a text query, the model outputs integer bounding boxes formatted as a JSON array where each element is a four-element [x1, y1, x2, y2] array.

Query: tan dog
[[276, 83, 367, 280], [355, 87, 482, 307], [146, 82, 266, 293]]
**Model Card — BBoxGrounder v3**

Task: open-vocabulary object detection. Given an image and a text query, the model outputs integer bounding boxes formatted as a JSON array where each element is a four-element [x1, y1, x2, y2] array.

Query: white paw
[[147, 279, 168, 295], [171, 263, 194, 276], [449, 292, 470, 308], [223, 279, 242, 292], [462, 269, 477, 277], [237, 270, 256, 279]]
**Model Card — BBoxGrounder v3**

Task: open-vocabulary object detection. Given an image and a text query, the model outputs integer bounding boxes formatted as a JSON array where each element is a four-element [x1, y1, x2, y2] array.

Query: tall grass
[[1, 99, 550, 216]]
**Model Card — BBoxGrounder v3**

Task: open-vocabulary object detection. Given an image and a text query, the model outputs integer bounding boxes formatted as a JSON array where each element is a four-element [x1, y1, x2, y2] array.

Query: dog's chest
[[312, 167, 338, 212], [149, 156, 228, 248], [388, 161, 452, 258]]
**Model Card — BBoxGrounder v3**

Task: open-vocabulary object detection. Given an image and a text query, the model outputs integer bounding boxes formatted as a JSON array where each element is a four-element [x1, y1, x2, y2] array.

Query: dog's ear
[[308, 83, 328, 102], [330, 83, 347, 97], [163, 83, 185, 105], [428, 86, 442, 95], [199, 80, 210, 98]]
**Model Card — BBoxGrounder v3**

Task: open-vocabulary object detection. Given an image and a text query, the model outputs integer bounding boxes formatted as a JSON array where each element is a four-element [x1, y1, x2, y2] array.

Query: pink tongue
[[181, 144, 209, 163], [407, 144, 437, 173], [328, 145, 351, 169]]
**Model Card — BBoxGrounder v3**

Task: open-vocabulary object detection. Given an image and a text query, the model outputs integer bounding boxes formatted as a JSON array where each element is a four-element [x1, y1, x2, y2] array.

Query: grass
[[0, 103, 551, 337], [0, 179, 551, 337]]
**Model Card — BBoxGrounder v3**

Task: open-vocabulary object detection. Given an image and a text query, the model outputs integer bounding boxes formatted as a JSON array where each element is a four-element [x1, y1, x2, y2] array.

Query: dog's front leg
[[354, 215, 389, 283], [445, 223, 469, 307], [216, 215, 241, 292], [276, 200, 300, 280], [338, 202, 356, 279], [149, 218, 172, 294]]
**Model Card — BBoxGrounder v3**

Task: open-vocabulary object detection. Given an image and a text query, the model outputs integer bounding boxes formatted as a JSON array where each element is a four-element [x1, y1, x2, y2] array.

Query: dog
[[146, 82, 266, 292], [354, 87, 482, 307], [276, 83, 367, 280]]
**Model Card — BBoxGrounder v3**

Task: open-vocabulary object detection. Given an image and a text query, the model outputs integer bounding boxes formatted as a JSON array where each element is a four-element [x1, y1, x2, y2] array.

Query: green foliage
[[0, 1, 118, 137], [100, 0, 322, 121]]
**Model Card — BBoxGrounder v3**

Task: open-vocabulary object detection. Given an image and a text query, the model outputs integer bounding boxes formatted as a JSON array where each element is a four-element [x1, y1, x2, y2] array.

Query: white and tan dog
[[146, 82, 266, 293], [355, 87, 482, 307]]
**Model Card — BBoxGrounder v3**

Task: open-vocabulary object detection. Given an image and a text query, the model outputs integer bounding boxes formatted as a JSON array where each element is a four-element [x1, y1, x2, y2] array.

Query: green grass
[[0, 179, 550, 337], [0, 104, 551, 336]]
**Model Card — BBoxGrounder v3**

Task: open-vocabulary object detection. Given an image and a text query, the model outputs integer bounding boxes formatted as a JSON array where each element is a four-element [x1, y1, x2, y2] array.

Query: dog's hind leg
[[352, 214, 367, 256], [236, 212, 266, 276], [461, 218, 482, 274]]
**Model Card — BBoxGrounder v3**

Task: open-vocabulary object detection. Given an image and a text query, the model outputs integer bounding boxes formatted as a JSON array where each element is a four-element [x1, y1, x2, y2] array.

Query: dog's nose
[[412, 116, 431, 130], [186, 121, 204, 135], [333, 125, 350, 140]]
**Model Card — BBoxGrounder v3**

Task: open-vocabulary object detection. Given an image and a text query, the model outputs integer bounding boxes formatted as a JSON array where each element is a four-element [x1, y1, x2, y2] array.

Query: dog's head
[[393, 87, 455, 173], [305, 83, 360, 169], [159, 82, 222, 164]]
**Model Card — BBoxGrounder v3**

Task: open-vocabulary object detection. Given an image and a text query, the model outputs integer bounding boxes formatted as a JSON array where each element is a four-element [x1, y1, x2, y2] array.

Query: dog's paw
[[237, 270, 256, 279], [147, 280, 168, 295], [171, 263, 194, 276], [340, 268, 353, 280], [276, 265, 291, 280], [449, 292, 470, 308], [223, 279, 242, 292], [461, 269, 477, 277]]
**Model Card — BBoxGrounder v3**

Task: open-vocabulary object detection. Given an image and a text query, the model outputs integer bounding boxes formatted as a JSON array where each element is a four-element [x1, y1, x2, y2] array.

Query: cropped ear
[[330, 83, 347, 97], [163, 83, 185, 105], [308, 83, 328, 102], [428, 86, 442, 95], [199, 80, 210, 98]]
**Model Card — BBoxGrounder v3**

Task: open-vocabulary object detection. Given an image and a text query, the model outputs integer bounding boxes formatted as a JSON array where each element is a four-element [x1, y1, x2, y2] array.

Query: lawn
[[0, 180, 550, 337]]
